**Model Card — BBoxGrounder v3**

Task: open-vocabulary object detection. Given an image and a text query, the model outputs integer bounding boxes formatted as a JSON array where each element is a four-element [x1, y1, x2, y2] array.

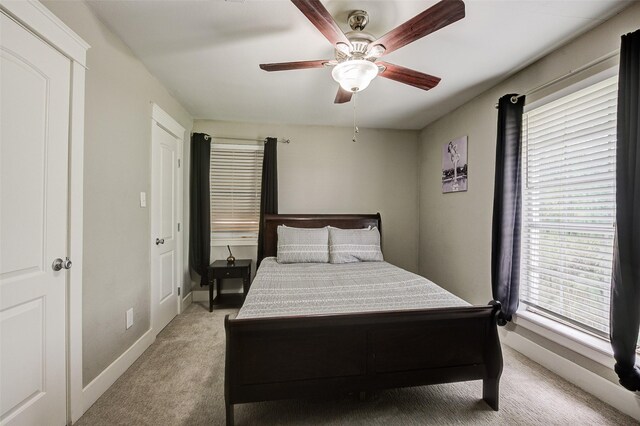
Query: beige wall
[[417, 3, 640, 382], [191, 120, 420, 294], [43, 1, 193, 386]]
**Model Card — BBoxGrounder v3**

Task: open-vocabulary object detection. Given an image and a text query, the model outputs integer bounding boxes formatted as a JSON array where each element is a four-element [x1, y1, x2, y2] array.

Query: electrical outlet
[[126, 308, 133, 329], [140, 192, 147, 208]]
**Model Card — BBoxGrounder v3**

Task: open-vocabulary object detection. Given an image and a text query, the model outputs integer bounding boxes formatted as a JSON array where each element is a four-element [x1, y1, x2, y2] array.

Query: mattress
[[236, 257, 468, 319]]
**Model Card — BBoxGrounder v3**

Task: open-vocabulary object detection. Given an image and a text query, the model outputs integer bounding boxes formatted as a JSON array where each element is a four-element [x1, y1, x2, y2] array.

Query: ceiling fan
[[259, 0, 465, 104]]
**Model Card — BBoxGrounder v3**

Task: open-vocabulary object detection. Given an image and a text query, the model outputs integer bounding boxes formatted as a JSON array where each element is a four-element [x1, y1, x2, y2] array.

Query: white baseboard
[[181, 291, 193, 311], [81, 328, 155, 414], [502, 330, 640, 421]]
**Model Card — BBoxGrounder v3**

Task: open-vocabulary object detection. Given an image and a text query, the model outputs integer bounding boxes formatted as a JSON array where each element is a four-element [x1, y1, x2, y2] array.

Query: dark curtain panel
[[257, 137, 279, 267], [189, 133, 211, 287], [610, 29, 640, 391], [491, 94, 526, 325]]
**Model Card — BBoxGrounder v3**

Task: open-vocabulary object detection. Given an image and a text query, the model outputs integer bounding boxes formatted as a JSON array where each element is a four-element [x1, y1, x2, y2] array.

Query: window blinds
[[210, 144, 264, 236], [520, 76, 618, 338]]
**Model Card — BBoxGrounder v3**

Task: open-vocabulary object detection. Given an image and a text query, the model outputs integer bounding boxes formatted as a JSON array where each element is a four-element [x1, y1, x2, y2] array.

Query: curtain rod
[[494, 50, 619, 108], [193, 134, 290, 144]]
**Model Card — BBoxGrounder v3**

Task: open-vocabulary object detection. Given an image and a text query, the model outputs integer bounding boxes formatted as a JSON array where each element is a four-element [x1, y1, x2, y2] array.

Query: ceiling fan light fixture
[[331, 59, 379, 93]]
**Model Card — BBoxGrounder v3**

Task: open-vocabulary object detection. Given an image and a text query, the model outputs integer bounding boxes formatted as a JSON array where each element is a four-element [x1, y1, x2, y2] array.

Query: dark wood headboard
[[260, 213, 382, 265]]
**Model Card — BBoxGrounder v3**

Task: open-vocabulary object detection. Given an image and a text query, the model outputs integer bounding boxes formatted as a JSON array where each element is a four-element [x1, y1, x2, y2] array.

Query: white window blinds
[[210, 144, 264, 238], [520, 75, 618, 338]]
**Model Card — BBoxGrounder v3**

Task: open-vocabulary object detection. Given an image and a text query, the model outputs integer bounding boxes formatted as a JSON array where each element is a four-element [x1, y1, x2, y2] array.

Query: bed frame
[[224, 213, 502, 425]]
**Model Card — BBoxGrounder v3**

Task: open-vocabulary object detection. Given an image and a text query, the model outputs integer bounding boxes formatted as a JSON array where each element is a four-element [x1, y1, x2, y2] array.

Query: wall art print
[[442, 136, 468, 193]]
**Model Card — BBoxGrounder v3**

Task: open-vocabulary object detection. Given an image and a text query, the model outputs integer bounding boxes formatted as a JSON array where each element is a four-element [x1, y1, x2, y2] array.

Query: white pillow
[[329, 226, 383, 263], [277, 226, 329, 263]]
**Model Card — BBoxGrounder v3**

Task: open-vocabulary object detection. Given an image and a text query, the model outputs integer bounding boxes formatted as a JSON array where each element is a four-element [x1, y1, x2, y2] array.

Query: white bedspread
[[236, 257, 468, 319]]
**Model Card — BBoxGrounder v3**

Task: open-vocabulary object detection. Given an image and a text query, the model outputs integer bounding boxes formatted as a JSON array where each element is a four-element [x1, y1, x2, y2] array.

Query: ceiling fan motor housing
[[336, 31, 375, 61]]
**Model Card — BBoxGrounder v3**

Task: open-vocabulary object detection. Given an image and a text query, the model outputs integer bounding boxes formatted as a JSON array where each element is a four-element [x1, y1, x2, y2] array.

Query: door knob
[[52, 257, 72, 271], [155, 238, 165, 245]]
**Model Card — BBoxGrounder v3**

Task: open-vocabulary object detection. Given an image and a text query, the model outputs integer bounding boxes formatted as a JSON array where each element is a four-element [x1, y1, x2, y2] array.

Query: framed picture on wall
[[442, 136, 468, 193]]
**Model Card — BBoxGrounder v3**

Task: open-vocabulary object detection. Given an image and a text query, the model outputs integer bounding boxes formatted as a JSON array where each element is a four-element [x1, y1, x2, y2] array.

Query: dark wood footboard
[[224, 301, 503, 425]]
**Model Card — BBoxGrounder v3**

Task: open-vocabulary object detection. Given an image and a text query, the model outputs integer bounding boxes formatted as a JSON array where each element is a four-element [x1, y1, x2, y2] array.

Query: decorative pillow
[[277, 226, 329, 263], [329, 227, 384, 263]]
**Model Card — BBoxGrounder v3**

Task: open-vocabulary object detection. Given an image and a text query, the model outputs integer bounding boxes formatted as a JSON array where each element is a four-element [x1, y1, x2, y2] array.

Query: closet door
[[151, 119, 181, 334], [0, 12, 71, 425]]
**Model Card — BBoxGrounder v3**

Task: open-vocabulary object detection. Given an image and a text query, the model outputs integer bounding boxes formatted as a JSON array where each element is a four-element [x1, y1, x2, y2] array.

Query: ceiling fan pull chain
[[352, 91, 359, 142]]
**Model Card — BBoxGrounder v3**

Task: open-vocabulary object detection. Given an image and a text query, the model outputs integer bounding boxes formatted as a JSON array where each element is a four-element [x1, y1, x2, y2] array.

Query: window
[[520, 75, 618, 340], [210, 144, 264, 244]]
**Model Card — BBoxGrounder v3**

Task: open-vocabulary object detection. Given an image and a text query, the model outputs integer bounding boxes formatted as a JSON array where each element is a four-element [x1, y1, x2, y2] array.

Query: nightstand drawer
[[212, 267, 244, 279]]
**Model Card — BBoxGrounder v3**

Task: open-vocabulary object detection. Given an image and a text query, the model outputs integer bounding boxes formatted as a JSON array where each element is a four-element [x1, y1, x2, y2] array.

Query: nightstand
[[208, 259, 252, 312]]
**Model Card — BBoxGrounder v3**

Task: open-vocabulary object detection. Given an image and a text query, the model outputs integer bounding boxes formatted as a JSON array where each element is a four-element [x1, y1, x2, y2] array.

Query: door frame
[[150, 103, 185, 335], [0, 1, 89, 423]]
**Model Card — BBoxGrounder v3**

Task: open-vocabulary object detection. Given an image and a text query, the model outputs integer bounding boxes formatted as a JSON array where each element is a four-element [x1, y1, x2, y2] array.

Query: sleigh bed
[[224, 213, 502, 425]]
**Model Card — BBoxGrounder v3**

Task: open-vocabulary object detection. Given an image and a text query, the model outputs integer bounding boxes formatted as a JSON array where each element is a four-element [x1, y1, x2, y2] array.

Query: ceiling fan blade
[[370, 0, 465, 56], [291, 0, 351, 47], [259, 60, 330, 72], [378, 62, 441, 91], [334, 87, 353, 104]]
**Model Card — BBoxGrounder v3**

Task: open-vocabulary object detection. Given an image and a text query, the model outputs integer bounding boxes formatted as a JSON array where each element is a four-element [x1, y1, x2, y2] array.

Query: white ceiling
[[87, 0, 630, 130]]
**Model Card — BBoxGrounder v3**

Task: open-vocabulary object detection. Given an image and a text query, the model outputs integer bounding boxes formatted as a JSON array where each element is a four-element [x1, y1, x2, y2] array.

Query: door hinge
[[178, 287, 181, 296], [178, 159, 181, 168], [177, 223, 181, 232]]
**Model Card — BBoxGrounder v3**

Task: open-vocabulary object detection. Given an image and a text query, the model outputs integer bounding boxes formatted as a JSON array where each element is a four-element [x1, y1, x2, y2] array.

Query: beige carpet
[[76, 303, 637, 426]]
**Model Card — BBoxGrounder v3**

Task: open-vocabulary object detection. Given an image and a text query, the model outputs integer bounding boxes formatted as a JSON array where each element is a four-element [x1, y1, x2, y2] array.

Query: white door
[[151, 120, 181, 334], [0, 12, 71, 426]]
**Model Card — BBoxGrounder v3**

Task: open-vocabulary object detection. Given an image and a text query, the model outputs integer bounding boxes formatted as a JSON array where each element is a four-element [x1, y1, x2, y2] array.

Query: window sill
[[512, 309, 614, 369], [211, 239, 257, 247]]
